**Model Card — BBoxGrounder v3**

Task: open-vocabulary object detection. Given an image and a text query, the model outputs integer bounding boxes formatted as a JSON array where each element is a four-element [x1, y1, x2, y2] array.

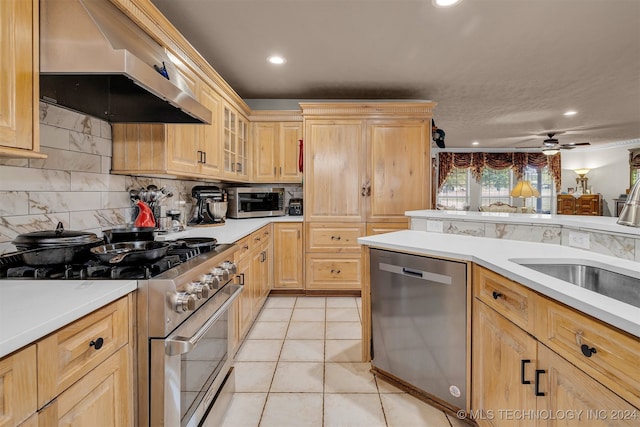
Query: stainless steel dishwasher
[[370, 248, 467, 410]]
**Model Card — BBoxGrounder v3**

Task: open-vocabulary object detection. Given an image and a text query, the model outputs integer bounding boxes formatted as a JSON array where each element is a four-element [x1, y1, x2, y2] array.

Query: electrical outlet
[[568, 231, 590, 249], [426, 220, 444, 233]]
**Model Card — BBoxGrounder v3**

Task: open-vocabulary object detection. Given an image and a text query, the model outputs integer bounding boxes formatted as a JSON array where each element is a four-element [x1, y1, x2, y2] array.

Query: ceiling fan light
[[433, 0, 463, 8], [542, 148, 560, 156]]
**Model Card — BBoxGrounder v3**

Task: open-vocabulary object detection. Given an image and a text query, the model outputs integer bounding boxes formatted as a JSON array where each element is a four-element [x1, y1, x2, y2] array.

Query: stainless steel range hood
[[40, 0, 211, 124]]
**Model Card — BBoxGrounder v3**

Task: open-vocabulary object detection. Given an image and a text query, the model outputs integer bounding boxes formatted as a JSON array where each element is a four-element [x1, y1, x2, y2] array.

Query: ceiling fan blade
[[560, 142, 591, 148]]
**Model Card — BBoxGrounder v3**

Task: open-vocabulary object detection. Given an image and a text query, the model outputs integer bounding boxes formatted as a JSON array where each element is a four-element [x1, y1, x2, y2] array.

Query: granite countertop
[[358, 230, 640, 338], [406, 209, 640, 236], [0, 280, 137, 358]]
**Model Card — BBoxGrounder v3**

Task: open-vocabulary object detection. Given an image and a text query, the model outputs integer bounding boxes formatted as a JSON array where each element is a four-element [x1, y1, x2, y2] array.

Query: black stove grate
[[1, 239, 218, 280]]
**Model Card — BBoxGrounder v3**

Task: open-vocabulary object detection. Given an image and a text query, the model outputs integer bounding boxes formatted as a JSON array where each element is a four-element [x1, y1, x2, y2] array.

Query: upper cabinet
[[251, 111, 303, 183], [301, 102, 435, 223], [222, 104, 250, 181], [0, 0, 46, 159]]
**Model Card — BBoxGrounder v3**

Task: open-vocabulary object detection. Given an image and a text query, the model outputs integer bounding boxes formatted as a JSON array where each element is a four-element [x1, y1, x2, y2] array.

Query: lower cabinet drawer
[[535, 294, 640, 408], [306, 223, 364, 253], [0, 345, 37, 427], [473, 265, 536, 334], [37, 296, 130, 407], [305, 253, 363, 290]]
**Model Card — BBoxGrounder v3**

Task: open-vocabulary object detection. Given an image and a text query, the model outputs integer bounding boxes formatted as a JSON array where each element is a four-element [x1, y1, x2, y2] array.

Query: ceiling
[[151, 0, 640, 150]]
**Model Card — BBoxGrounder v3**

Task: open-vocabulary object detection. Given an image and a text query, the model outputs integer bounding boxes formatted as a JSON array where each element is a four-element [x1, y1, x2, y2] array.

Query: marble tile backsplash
[[412, 217, 640, 260], [0, 103, 302, 255]]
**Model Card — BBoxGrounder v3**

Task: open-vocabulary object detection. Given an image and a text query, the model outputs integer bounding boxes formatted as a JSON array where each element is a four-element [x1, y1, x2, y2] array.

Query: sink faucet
[[617, 179, 640, 227]]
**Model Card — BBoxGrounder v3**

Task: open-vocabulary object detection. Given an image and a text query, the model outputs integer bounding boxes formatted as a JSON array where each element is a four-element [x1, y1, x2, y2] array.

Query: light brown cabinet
[[273, 223, 304, 289], [556, 194, 602, 215], [301, 102, 434, 292], [222, 104, 250, 181], [472, 266, 639, 426], [0, 295, 133, 427], [233, 225, 273, 348], [0, 0, 45, 159], [252, 119, 303, 183], [112, 68, 224, 180], [0, 345, 37, 427]]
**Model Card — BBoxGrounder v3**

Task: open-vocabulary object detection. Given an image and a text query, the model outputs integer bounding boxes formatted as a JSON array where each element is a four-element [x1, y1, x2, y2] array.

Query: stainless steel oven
[[137, 244, 243, 427]]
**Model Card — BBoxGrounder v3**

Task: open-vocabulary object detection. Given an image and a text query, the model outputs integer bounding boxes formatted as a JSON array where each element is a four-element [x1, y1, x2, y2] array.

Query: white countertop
[[358, 230, 640, 338], [406, 210, 640, 236], [157, 216, 303, 243], [0, 280, 137, 358]]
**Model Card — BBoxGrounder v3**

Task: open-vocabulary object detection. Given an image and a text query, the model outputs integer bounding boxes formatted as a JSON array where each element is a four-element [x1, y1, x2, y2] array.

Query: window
[[479, 166, 554, 213], [480, 168, 512, 206], [437, 168, 469, 210], [521, 166, 554, 213]]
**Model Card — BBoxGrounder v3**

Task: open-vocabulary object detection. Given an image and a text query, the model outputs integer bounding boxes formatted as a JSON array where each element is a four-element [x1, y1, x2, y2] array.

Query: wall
[[560, 140, 640, 216], [0, 103, 302, 255]]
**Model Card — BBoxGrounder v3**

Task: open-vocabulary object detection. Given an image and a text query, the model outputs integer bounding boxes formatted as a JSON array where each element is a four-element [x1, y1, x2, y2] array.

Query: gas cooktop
[[0, 240, 232, 281]]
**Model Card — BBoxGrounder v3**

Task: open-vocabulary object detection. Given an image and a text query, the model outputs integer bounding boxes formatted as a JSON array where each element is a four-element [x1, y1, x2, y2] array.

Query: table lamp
[[510, 180, 540, 212], [574, 169, 590, 194]]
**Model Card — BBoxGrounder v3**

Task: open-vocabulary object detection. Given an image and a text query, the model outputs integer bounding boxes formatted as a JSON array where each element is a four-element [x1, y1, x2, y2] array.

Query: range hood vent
[[39, 0, 211, 124]]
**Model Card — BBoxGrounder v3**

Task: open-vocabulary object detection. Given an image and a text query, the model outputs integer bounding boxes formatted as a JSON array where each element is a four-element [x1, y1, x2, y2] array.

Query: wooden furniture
[[233, 224, 273, 351], [472, 266, 639, 426], [301, 102, 434, 292], [556, 194, 602, 215], [251, 111, 303, 183], [0, 0, 46, 159], [0, 295, 134, 427], [222, 104, 250, 181], [273, 222, 304, 289]]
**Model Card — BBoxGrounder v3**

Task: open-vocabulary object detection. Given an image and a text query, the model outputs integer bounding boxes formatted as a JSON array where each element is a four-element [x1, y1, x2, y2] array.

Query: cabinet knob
[[580, 344, 597, 357], [492, 291, 503, 300], [89, 337, 104, 350], [330, 269, 341, 274], [331, 235, 341, 241]]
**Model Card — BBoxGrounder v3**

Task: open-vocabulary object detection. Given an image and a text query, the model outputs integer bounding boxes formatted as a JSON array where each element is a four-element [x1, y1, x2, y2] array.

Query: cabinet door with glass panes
[[223, 104, 250, 181]]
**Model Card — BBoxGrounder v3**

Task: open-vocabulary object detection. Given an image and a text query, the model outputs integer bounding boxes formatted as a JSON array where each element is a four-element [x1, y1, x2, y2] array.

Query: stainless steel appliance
[[370, 248, 467, 411], [618, 178, 640, 227], [39, 0, 211, 124], [188, 186, 227, 226], [0, 238, 242, 427], [226, 187, 285, 219]]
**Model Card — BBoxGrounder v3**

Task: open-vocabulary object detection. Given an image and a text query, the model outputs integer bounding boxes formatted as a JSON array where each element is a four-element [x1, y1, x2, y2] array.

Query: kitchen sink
[[510, 259, 640, 309]]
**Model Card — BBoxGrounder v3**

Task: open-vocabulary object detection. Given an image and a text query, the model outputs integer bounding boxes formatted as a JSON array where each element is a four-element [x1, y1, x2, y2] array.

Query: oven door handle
[[165, 284, 243, 356]]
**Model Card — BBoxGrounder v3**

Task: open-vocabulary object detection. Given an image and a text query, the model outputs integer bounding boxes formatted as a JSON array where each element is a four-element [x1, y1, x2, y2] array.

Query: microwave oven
[[226, 187, 286, 218]]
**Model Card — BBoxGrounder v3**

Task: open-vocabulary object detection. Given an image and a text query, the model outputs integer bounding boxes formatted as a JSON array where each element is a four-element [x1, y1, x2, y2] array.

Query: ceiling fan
[[519, 133, 591, 154]]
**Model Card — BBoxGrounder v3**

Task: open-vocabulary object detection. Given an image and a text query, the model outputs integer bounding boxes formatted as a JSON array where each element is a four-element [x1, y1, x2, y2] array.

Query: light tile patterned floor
[[220, 296, 468, 427]]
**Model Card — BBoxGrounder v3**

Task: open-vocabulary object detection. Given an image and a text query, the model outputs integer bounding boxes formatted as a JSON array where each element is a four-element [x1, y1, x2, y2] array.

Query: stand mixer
[[187, 186, 227, 226]]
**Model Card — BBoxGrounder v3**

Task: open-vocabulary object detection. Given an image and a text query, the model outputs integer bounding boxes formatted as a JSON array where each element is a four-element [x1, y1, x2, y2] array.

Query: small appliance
[[188, 186, 227, 226], [288, 198, 303, 216], [226, 187, 285, 219]]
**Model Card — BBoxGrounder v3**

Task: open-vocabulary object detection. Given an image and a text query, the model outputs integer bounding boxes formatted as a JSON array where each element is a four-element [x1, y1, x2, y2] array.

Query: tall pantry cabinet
[[300, 102, 435, 291]]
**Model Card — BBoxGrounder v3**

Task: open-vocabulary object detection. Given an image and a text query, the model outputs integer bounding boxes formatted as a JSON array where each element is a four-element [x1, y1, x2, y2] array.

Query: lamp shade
[[574, 168, 591, 177], [510, 180, 540, 198], [542, 148, 560, 156]]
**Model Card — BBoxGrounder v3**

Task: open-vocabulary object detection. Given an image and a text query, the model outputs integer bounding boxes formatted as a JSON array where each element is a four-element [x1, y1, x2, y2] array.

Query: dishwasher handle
[[379, 262, 452, 285]]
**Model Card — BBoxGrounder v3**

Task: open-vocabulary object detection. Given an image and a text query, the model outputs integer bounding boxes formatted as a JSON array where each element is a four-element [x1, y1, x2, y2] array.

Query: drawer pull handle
[[242, 244, 249, 250], [535, 369, 546, 396], [331, 235, 342, 240], [521, 359, 531, 384], [492, 291, 503, 300], [330, 269, 341, 274], [580, 344, 597, 357], [90, 338, 104, 350]]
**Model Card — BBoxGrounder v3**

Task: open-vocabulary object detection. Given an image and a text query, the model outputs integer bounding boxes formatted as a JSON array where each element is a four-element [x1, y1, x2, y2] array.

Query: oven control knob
[[220, 261, 237, 275], [188, 281, 209, 299], [200, 273, 213, 284], [173, 292, 197, 312], [210, 267, 229, 281], [206, 275, 221, 290]]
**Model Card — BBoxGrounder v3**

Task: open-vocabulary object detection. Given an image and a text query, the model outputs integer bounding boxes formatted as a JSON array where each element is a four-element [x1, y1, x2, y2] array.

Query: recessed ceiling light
[[563, 110, 577, 116], [267, 55, 286, 65], [472, 141, 480, 146], [432, 0, 463, 8]]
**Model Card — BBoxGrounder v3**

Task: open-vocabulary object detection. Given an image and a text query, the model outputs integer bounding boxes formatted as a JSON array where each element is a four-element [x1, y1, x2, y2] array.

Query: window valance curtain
[[438, 152, 561, 192]]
